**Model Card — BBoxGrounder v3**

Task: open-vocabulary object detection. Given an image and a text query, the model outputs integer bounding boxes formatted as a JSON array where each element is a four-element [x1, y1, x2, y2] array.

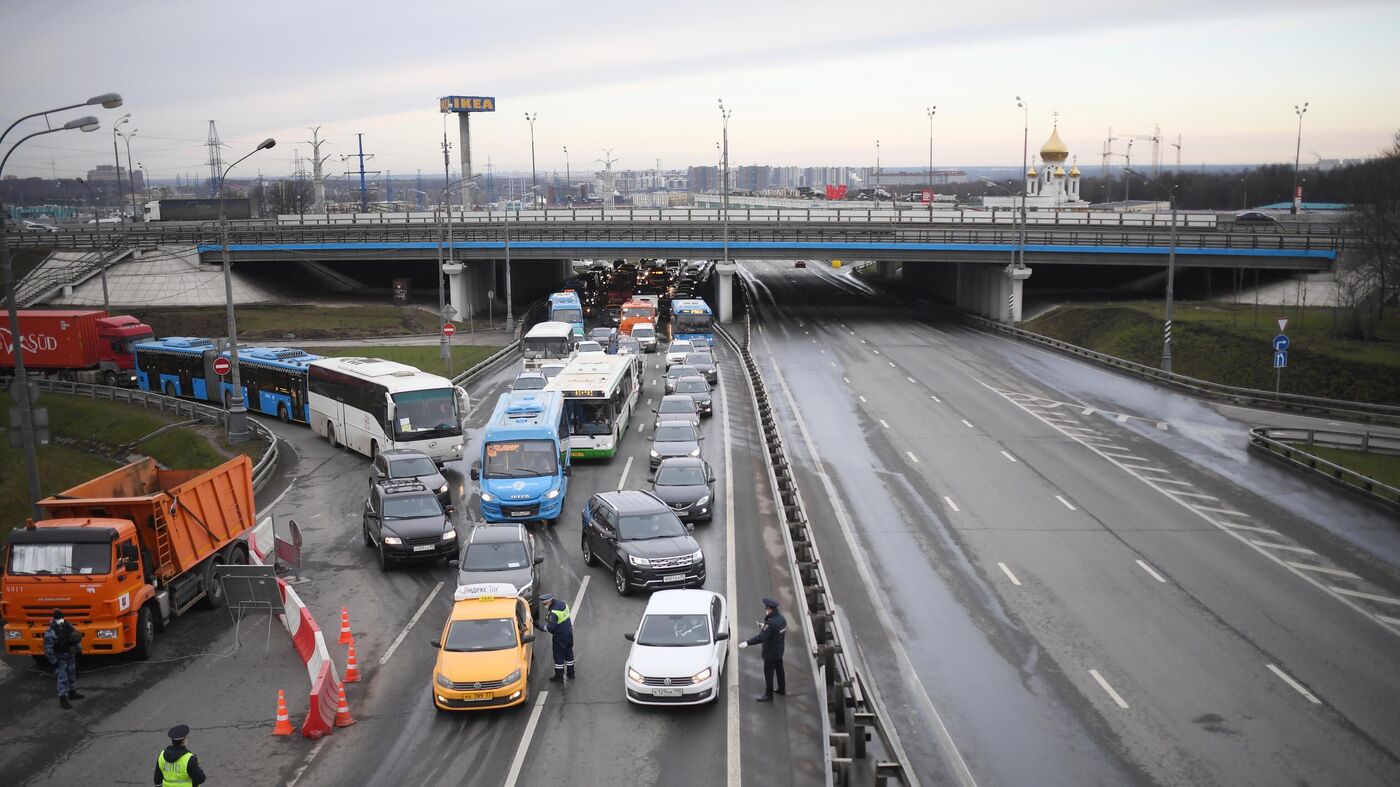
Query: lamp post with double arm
[[1126, 167, 1179, 372], [219, 138, 277, 442]]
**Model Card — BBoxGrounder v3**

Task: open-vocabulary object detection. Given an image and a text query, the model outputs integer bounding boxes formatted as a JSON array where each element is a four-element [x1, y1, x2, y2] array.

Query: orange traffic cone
[[333, 683, 356, 727], [344, 640, 361, 683], [338, 607, 353, 645], [273, 689, 294, 736]]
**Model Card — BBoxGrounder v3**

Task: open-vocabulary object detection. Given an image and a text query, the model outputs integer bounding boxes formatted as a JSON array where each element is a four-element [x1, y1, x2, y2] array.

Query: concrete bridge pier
[[444, 259, 495, 320], [953, 262, 1032, 323], [715, 263, 736, 322]]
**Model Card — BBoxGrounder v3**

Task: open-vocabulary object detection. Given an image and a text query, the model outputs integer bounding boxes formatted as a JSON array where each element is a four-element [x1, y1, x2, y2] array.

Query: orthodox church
[[985, 117, 1090, 210]]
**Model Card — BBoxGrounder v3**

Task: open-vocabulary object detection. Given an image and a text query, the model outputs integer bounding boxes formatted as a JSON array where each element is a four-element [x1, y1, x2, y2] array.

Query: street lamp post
[[875, 139, 880, 210], [926, 106, 937, 220], [437, 174, 482, 365], [502, 184, 538, 332], [1015, 97, 1029, 268], [3, 107, 111, 519], [219, 138, 277, 442], [72, 178, 110, 310], [524, 113, 538, 205], [1126, 167, 1178, 373], [111, 114, 130, 221], [119, 125, 138, 221], [718, 100, 732, 267], [1292, 102, 1309, 215], [562, 146, 570, 207]]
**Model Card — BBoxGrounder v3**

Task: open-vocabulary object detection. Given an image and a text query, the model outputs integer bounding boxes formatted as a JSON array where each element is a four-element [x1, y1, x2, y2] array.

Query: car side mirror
[[469, 468, 480, 481], [715, 631, 730, 641], [533, 556, 544, 566], [521, 634, 535, 644], [646, 474, 655, 483], [685, 522, 694, 531], [446, 506, 456, 514], [562, 466, 572, 477], [430, 639, 441, 648], [624, 632, 635, 642], [448, 559, 460, 568], [124, 558, 139, 572]]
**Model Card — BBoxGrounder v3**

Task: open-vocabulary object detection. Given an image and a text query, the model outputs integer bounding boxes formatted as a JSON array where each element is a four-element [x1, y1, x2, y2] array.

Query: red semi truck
[[0, 309, 153, 387]]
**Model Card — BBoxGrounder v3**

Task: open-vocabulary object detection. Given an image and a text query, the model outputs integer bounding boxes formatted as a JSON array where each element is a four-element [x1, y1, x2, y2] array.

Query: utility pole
[[348, 132, 379, 211], [718, 100, 732, 267], [562, 146, 570, 206], [1292, 102, 1309, 215], [927, 106, 937, 220], [597, 149, 618, 209], [205, 120, 223, 198], [304, 126, 332, 213], [524, 112, 538, 205]]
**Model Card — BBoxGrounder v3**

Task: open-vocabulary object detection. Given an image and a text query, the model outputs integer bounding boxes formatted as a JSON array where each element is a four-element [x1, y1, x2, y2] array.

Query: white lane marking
[[1089, 669, 1130, 709], [943, 496, 960, 512], [960, 419, 974, 429], [1142, 476, 1194, 487], [873, 349, 880, 355], [380, 581, 445, 666], [258, 478, 298, 518], [1266, 664, 1321, 704], [1379, 615, 1400, 627], [1168, 490, 1219, 500], [502, 690, 551, 787], [615, 455, 634, 491], [1116, 414, 1131, 423], [1250, 540, 1317, 555], [907, 377, 916, 383], [1081, 407, 1096, 416], [830, 361, 836, 367], [286, 738, 328, 787], [1135, 560, 1168, 583], [1329, 587, 1400, 607], [879, 419, 890, 429], [887, 361, 896, 367], [1120, 464, 1169, 474], [646, 398, 652, 405], [997, 562, 1022, 586], [1286, 562, 1360, 579], [719, 365, 741, 787], [861, 339, 868, 344], [1218, 522, 1281, 535], [1055, 495, 1077, 511], [1195, 505, 1248, 517], [571, 575, 591, 622], [907, 451, 920, 464], [843, 377, 850, 384], [930, 394, 941, 403], [1000, 450, 1017, 463], [1100, 454, 1147, 462], [1058, 426, 1099, 433], [859, 395, 868, 403]]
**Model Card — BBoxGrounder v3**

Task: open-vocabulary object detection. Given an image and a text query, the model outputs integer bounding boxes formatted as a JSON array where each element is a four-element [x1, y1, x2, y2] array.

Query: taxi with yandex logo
[[430, 583, 535, 711]]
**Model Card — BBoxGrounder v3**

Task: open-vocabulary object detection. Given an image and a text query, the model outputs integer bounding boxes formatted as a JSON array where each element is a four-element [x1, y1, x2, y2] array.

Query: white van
[[631, 322, 658, 353]]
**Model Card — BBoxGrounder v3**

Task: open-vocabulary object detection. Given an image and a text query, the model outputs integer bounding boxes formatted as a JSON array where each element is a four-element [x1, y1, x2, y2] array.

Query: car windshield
[[655, 465, 707, 486], [513, 375, 546, 390], [577, 341, 603, 353], [684, 353, 713, 366], [392, 389, 460, 438], [618, 510, 688, 540], [659, 400, 694, 414], [623, 307, 651, 320], [444, 618, 518, 652], [389, 456, 438, 477], [668, 366, 698, 380], [636, 613, 711, 647], [484, 440, 559, 478], [460, 541, 530, 572], [669, 342, 693, 355], [8, 543, 112, 576], [676, 378, 708, 394], [654, 423, 698, 442], [382, 494, 443, 519], [633, 327, 655, 338]]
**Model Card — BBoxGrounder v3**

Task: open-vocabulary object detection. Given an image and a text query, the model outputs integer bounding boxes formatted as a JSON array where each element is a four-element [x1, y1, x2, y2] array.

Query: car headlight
[[700, 400, 711, 408], [442, 528, 457, 540], [691, 548, 704, 561], [689, 448, 701, 457], [437, 483, 449, 494], [6, 629, 23, 640], [629, 554, 651, 567], [627, 666, 645, 683], [451, 444, 463, 453], [481, 491, 494, 502], [691, 667, 712, 684], [649, 449, 660, 459], [695, 495, 710, 507], [435, 672, 453, 688], [383, 536, 403, 546], [96, 628, 120, 639], [544, 488, 561, 500], [502, 668, 522, 685]]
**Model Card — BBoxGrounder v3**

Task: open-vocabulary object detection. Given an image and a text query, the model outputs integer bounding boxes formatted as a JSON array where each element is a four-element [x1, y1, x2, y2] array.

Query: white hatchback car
[[664, 340, 694, 369], [623, 589, 729, 705]]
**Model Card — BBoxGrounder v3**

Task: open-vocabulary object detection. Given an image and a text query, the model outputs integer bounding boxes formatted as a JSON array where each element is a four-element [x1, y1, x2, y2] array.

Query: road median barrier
[[1248, 426, 1400, 512]]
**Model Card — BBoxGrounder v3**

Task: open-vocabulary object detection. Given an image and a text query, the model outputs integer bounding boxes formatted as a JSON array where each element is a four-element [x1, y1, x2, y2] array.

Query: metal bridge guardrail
[[31, 378, 281, 493], [716, 279, 913, 787], [1248, 426, 1400, 511]]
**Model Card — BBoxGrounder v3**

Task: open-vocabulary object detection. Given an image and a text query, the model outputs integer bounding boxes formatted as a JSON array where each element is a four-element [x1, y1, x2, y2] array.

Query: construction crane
[[1102, 124, 1164, 177]]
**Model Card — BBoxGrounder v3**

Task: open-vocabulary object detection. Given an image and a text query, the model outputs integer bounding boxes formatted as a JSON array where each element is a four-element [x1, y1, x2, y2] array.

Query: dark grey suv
[[580, 490, 705, 595], [454, 524, 544, 615], [370, 448, 449, 506], [363, 479, 457, 570]]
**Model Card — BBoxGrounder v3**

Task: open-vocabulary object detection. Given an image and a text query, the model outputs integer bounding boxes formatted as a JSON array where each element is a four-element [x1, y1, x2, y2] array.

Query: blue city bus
[[231, 347, 323, 423], [134, 337, 221, 400], [669, 298, 714, 344], [470, 390, 571, 525], [136, 339, 322, 423], [547, 291, 585, 339]]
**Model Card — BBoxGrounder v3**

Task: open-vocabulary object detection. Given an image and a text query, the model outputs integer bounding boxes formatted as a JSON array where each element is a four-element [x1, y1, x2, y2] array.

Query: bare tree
[[1343, 131, 1400, 331]]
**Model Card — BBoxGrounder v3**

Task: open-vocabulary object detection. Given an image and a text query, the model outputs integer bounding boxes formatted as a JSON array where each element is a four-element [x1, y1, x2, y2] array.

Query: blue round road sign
[[1273, 334, 1290, 352]]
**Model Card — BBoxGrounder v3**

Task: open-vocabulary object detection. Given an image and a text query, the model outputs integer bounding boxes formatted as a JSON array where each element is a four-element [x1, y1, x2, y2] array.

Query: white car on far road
[[623, 589, 729, 705]]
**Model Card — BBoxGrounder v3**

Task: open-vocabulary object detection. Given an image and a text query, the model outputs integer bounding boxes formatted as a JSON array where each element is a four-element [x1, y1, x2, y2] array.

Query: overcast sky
[[2, 0, 1397, 182]]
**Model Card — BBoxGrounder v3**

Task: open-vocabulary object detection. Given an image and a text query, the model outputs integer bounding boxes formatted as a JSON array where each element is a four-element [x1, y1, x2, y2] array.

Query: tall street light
[[72, 178, 110, 310], [718, 100, 732, 268], [219, 138, 277, 442], [980, 177, 1022, 273], [2, 112, 106, 519], [1015, 96, 1029, 267], [502, 184, 540, 331], [437, 173, 483, 368], [562, 146, 570, 207], [874, 139, 881, 209], [111, 114, 131, 221], [926, 106, 937, 220], [1126, 167, 1178, 373], [1292, 102, 1309, 215], [524, 113, 538, 205], [118, 125, 138, 221]]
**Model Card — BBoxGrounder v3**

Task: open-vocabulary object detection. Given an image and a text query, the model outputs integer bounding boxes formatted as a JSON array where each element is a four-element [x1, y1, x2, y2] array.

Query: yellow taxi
[[431, 583, 535, 711]]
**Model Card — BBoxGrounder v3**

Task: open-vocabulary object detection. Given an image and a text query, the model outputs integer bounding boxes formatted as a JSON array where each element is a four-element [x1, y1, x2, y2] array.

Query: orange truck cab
[[2, 456, 256, 660], [618, 299, 656, 336]]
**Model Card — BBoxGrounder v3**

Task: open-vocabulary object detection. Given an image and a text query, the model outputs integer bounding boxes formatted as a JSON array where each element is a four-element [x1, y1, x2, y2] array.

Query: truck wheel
[[102, 371, 118, 387], [200, 554, 227, 609], [581, 534, 596, 566], [132, 607, 156, 660]]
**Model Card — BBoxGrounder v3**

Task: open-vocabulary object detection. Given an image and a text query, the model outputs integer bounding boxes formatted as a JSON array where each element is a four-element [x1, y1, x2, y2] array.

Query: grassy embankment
[[1024, 301, 1400, 405], [302, 345, 504, 379], [127, 304, 439, 341], [1290, 445, 1400, 490], [0, 394, 265, 540]]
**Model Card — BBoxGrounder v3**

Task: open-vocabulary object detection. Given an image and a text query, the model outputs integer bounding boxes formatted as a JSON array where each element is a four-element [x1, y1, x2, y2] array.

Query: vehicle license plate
[[413, 544, 435, 552], [510, 510, 529, 517], [463, 692, 492, 701], [663, 574, 685, 583], [652, 688, 683, 697]]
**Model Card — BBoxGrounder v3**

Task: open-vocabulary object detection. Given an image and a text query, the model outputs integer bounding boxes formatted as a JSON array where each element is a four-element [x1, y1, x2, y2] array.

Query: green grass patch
[[1298, 445, 1400, 489], [126, 305, 439, 341], [303, 344, 504, 379], [1024, 301, 1400, 405], [0, 443, 118, 542]]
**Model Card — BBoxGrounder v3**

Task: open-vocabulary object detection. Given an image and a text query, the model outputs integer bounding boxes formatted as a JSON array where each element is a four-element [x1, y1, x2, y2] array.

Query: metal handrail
[[1248, 427, 1400, 510]]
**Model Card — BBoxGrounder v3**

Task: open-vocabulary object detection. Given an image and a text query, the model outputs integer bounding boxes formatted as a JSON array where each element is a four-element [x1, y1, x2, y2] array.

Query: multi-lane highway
[[742, 259, 1400, 786], [0, 341, 823, 785]]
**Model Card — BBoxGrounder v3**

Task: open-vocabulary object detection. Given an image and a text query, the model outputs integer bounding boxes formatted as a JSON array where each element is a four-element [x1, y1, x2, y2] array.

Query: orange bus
[[618, 298, 657, 335]]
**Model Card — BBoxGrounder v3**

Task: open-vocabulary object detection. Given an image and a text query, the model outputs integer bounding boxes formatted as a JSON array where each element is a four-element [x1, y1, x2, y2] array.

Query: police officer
[[42, 609, 84, 709], [738, 597, 786, 701], [539, 593, 575, 682], [154, 724, 207, 786]]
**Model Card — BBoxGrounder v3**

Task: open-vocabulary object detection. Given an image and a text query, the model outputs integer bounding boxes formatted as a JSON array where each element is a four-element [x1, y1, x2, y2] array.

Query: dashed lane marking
[[907, 377, 916, 383], [943, 496, 960, 512], [1250, 540, 1317, 555], [503, 690, 551, 787], [930, 394, 942, 403], [879, 419, 890, 429], [380, 581, 445, 666], [1000, 450, 1018, 463], [1286, 562, 1360, 579], [960, 419, 974, 429], [1167, 490, 1219, 500], [1266, 664, 1321, 704], [1055, 495, 1077, 511], [906, 451, 920, 464], [1329, 587, 1400, 607], [1135, 560, 1168, 583], [615, 456, 634, 491], [843, 377, 850, 384], [997, 562, 1022, 586], [1218, 522, 1282, 535], [1120, 464, 1170, 474], [859, 395, 868, 403], [888, 361, 896, 367], [1089, 669, 1130, 709], [1195, 505, 1249, 517]]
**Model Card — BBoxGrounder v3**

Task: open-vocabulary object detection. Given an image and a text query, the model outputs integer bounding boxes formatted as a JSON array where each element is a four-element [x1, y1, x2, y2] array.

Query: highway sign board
[[212, 357, 232, 376], [442, 323, 457, 337], [1274, 351, 1288, 369], [1273, 334, 1290, 352]]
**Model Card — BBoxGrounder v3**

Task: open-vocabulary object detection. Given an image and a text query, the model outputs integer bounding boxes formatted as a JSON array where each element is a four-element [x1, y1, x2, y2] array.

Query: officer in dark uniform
[[42, 609, 84, 709], [540, 593, 575, 682], [154, 724, 207, 786], [738, 597, 787, 701]]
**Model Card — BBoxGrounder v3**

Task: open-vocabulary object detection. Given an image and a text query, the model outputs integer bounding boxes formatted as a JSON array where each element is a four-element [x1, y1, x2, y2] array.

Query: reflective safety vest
[[550, 605, 571, 625], [157, 751, 193, 786]]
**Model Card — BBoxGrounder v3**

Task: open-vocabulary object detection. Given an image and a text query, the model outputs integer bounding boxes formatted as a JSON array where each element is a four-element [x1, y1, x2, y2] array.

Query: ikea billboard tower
[[439, 95, 496, 208]]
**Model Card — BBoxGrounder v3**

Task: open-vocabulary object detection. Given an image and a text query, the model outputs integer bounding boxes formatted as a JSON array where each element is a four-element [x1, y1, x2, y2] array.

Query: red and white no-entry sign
[[442, 323, 457, 337], [212, 357, 232, 376]]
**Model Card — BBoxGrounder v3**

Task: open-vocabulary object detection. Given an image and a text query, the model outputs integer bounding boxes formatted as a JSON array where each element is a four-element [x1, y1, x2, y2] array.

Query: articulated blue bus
[[134, 338, 322, 423], [470, 390, 571, 525], [547, 291, 586, 339], [669, 298, 714, 344]]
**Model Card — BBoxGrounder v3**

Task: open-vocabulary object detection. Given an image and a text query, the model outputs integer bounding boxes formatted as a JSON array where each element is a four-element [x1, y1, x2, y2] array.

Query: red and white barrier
[[248, 517, 344, 739]]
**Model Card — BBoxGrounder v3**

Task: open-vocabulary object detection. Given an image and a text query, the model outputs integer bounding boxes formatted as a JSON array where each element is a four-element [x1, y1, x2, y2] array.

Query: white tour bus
[[307, 357, 467, 464], [545, 354, 639, 459], [522, 321, 577, 370]]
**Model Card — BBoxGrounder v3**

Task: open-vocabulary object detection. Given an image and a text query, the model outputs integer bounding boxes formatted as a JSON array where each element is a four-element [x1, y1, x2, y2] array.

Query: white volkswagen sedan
[[623, 589, 729, 705]]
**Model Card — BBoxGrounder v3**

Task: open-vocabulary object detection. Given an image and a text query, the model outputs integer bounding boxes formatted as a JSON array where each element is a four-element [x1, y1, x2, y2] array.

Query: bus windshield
[[524, 336, 572, 359], [566, 399, 614, 436], [622, 307, 651, 320], [484, 439, 559, 478], [552, 307, 583, 324], [392, 389, 460, 439], [673, 314, 712, 334]]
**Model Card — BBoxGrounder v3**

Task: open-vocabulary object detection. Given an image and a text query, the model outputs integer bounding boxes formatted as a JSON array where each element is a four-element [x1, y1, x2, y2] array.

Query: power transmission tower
[[205, 120, 225, 198], [416, 169, 425, 210], [304, 126, 333, 212], [342, 132, 380, 211]]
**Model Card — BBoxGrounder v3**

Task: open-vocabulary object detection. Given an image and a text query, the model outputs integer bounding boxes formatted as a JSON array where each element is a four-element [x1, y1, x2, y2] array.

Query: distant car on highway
[[649, 421, 702, 470], [665, 340, 695, 368], [588, 327, 618, 345], [512, 371, 549, 391], [653, 394, 701, 427], [623, 589, 729, 705], [538, 361, 567, 381], [794, 259, 807, 268], [21, 220, 60, 232], [631, 323, 659, 353], [575, 340, 605, 356], [665, 364, 701, 394], [672, 376, 712, 416], [683, 352, 717, 385], [649, 457, 714, 523], [1235, 210, 1279, 223]]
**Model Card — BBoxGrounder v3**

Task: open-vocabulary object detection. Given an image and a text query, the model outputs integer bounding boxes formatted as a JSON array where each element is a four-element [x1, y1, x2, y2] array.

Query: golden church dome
[[1040, 126, 1069, 163]]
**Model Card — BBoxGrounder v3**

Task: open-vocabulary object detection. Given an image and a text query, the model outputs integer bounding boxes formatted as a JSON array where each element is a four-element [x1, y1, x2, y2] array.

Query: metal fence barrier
[[716, 279, 913, 787], [1248, 426, 1400, 511]]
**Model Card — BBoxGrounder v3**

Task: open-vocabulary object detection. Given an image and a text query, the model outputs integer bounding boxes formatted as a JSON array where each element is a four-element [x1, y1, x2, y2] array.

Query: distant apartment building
[[85, 164, 145, 193]]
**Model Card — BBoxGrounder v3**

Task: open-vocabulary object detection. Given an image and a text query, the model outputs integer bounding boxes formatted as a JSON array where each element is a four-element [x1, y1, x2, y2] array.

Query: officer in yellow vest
[[153, 724, 207, 786]]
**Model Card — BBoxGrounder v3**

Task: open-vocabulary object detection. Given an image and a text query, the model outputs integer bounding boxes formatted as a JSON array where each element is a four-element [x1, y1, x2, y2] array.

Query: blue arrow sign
[[1274, 350, 1288, 368], [1273, 334, 1290, 352]]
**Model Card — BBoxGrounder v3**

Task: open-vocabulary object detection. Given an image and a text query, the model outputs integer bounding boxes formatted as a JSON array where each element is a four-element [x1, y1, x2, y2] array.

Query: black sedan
[[650, 457, 715, 522]]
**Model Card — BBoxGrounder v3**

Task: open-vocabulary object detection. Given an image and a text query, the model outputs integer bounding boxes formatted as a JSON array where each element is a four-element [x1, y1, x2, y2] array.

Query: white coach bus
[[307, 357, 467, 465]]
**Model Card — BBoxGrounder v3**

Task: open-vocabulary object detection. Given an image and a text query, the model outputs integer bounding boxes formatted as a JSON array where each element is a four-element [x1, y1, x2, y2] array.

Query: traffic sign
[[1274, 351, 1288, 369], [921, 189, 934, 204], [212, 357, 232, 376], [1277, 318, 1288, 332], [442, 323, 457, 337], [1273, 334, 1290, 352]]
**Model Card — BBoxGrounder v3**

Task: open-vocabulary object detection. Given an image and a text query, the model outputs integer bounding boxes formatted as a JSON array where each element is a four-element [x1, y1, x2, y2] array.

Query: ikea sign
[[440, 95, 496, 113]]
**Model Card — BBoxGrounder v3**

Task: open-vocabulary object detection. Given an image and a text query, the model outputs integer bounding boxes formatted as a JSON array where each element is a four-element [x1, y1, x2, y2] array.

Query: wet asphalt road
[[1, 339, 822, 786], [742, 259, 1400, 787]]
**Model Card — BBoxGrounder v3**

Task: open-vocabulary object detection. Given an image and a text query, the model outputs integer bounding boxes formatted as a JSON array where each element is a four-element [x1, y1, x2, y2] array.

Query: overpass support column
[[715, 263, 736, 322], [444, 262, 469, 319], [1005, 265, 1033, 323]]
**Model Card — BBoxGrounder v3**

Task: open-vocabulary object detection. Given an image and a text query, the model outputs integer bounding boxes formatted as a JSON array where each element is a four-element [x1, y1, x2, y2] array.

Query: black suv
[[580, 490, 705, 595], [363, 479, 457, 571]]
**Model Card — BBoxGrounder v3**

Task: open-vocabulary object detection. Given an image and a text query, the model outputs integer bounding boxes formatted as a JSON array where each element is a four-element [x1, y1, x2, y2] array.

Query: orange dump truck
[[2, 455, 256, 660]]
